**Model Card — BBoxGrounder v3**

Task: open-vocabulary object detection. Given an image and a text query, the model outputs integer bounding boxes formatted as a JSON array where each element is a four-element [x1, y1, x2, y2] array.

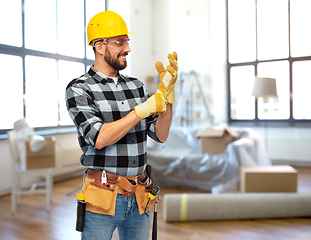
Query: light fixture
[[252, 77, 278, 151], [13, 119, 45, 152], [252, 77, 278, 98]]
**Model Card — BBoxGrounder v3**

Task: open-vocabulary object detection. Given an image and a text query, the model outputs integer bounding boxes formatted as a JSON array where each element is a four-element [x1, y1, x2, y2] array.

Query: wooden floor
[[1, 166, 311, 240]]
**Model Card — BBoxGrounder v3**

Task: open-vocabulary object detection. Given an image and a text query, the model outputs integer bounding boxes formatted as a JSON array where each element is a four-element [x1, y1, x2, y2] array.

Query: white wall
[[252, 127, 311, 165], [126, 0, 228, 124], [129, 0, 154, 81]]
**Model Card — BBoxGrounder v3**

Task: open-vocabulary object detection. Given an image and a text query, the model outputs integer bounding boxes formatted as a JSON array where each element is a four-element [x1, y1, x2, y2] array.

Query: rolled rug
[[163, 193, 311, 222]]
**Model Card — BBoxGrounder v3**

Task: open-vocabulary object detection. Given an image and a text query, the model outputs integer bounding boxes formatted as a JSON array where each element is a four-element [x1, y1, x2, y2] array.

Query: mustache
[[118, 52, 128, 57]]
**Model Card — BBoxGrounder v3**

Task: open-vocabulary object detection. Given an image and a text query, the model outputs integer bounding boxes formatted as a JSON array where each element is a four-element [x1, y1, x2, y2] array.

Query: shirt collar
[[88, 65, 126, 84]]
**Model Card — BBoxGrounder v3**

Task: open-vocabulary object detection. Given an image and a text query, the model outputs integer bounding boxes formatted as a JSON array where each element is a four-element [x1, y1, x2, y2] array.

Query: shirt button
[[122, 102, 124, 104]]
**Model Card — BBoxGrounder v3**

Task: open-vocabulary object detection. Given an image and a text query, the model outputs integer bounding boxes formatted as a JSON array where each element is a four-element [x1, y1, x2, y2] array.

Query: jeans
[[81, 194, 150, 240]]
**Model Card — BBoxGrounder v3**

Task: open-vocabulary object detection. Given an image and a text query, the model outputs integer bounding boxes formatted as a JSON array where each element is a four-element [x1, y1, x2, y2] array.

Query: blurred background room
[[1, 0, 311, 239]]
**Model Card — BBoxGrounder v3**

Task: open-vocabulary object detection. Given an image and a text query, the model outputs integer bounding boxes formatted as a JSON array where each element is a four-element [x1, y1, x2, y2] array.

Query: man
[[65, 11, 178, 240]]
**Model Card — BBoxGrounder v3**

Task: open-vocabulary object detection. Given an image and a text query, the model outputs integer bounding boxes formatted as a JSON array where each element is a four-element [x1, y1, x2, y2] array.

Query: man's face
[[104, 35, 130, 71]]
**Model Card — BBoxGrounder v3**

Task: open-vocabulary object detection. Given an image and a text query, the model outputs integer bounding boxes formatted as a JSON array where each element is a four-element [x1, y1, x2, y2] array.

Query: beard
[[104, 48, 127, 71]]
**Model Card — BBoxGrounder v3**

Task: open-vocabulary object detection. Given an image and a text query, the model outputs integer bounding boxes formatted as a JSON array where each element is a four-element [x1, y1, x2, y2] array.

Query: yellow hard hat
[[87, 11, 131, 45]]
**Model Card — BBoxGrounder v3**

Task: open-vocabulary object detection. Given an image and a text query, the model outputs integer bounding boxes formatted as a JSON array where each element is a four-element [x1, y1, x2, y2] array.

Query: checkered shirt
[[65, 66, 161, 176]]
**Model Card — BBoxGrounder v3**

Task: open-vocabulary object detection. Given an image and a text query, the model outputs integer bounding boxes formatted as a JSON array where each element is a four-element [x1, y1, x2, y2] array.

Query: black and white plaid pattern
[[65, 66, 160, 176]]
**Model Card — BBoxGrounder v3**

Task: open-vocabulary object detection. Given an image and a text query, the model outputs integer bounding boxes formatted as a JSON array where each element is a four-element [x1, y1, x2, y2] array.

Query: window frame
[[226, 0, 311, 127], [0, 0, 105, 136]]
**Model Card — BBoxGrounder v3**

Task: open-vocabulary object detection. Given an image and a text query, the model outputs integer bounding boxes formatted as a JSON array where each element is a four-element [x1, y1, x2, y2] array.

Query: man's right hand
[[134, 93, 167, 119]]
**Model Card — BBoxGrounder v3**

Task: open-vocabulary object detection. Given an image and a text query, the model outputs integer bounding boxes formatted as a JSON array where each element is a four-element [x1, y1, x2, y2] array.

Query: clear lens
[[108, 38, 130, 49]]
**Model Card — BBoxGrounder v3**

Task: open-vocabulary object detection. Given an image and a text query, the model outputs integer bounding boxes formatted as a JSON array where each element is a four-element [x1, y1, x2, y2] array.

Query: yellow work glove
[[155, 52, 178, 104], [134, 93, 167, 119]]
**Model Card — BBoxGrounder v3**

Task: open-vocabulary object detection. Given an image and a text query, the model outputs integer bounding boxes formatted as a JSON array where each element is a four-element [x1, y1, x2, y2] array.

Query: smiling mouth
[[119, 54, 127, 61]]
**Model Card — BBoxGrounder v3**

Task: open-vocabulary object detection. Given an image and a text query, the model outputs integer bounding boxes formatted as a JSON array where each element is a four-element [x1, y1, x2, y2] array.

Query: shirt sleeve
[[146, 114, 161, 143], [65, 81, 103, 147]]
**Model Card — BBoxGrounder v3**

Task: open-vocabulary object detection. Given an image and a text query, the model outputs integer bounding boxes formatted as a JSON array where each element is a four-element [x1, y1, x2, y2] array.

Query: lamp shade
[[13, 118, 33, 140], [252, 77, 278, 98], [13, 118, 31, 131], [13, 118, 46, 152]]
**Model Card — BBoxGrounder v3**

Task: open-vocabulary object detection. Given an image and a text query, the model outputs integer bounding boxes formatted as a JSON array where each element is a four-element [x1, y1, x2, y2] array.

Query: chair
[[7, 130, 54, 213]]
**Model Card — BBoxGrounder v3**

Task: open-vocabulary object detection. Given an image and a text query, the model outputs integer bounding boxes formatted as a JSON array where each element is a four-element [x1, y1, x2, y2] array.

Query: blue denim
[[81, 194, 150, 240]]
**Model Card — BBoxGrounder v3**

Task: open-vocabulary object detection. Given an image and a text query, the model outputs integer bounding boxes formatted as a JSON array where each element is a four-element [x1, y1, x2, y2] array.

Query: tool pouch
[[135, 179, 158, 215], [82, 177, 118, 216]]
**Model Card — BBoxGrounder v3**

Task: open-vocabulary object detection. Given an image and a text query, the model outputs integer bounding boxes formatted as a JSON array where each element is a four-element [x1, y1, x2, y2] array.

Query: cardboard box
[[26, 137, 56, 169], [240, 165, 297, 193], [198, 127, 239, 154]]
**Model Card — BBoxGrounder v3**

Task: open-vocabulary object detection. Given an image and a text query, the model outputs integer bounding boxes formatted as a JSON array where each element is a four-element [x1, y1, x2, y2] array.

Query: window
[[227, 0, 311, 125], [0, 0, 105, 134], [0, 54, 24, 129]]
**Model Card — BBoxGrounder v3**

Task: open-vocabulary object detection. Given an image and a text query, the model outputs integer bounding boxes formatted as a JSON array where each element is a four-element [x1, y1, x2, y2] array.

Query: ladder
[[173, 71, 214, 127]]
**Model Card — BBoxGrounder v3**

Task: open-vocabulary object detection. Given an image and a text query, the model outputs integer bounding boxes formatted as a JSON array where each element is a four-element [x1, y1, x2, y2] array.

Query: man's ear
[[95, 42, 105, 55]]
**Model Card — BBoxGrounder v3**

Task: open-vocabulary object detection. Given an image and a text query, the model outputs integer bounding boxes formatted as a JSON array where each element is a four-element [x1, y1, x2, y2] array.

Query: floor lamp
[[252, 77, 278, 151]]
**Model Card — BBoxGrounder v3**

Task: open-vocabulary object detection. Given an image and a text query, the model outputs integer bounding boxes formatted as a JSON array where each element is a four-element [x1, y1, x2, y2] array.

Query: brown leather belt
[[86, 169, 148, 197]]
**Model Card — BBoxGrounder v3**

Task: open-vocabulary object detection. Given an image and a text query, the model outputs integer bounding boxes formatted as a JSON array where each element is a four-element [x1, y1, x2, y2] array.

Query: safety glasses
[[93, 38, 130, 50]]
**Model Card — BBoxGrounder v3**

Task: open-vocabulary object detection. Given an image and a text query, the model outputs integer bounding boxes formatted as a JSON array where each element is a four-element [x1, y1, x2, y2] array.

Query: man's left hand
[[155, 51, 178, 104]]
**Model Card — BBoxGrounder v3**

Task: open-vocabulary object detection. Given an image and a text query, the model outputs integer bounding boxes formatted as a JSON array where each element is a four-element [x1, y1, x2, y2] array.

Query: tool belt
[[82, 168, 158, 216], [86, 169, 147, 197]]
